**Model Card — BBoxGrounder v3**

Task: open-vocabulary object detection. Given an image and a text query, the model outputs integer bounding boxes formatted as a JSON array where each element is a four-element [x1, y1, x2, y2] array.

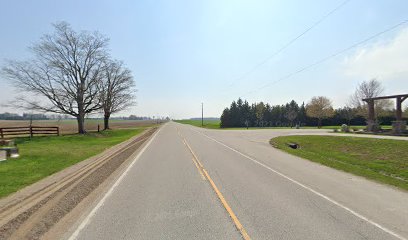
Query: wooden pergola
[[363, 94, 408, 133]]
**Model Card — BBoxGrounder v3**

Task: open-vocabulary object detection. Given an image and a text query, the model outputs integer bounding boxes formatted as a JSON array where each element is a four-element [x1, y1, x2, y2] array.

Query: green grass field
[[174, 120, 221, 129], [270, 135, 408, 191], [0, 128, 146, 198]]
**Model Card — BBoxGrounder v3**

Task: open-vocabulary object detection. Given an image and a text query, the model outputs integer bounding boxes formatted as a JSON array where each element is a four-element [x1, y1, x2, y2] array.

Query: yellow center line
[[176, 127, 182, 138], [178, 129, 205, 179], [181, 135, 251, 240], [192, 157, 206, 180]]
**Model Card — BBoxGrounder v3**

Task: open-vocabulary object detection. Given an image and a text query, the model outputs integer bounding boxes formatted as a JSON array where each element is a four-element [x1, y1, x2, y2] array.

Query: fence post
[[98, 124, 100, 132], [57, 127, 60, 136], [0, 129, 3, 139], [29, 126, 33, 139]]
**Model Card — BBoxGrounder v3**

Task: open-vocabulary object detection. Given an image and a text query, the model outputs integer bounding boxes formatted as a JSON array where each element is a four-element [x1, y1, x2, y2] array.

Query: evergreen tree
[[219, 98, 381, 128]]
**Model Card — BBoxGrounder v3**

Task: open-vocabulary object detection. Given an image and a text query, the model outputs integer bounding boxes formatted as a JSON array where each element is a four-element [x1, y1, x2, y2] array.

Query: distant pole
[[201, 103, 204, 127]]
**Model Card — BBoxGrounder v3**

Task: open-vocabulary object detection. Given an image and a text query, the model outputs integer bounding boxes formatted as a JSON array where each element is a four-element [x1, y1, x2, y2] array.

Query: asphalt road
[[70, 122, 408, 240]]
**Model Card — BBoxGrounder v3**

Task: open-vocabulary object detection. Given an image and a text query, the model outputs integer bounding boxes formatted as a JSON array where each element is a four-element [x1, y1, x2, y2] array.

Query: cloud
[[343, 27, 408, 81]]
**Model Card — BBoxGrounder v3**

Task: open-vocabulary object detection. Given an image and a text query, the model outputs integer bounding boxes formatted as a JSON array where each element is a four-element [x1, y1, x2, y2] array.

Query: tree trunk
[[77, 114, 86, 134], [77, 86, 86, 134], [318, 118, 322, 129], [104, 113, 111, 130]]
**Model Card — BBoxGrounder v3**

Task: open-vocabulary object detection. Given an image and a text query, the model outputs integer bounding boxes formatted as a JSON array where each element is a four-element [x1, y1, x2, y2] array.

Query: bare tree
[[100, 59, 136, 130], [350, 79, 383, 106], [349, 79, 392, 119], [2, 22, 109, 133], [306, 96, 334, 128]]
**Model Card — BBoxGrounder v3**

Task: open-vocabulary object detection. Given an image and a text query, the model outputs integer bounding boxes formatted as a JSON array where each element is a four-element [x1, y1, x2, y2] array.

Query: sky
[[0, 0, 407, 119]]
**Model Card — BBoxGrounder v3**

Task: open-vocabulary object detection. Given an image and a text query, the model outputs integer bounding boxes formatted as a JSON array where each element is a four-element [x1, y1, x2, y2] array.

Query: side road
[[0, 127, 158, 240], [191, 125, 408, 239]]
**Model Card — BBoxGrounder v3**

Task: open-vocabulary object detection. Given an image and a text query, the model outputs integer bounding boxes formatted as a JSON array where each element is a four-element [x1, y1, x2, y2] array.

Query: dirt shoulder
[[0, 127, 158, 240]]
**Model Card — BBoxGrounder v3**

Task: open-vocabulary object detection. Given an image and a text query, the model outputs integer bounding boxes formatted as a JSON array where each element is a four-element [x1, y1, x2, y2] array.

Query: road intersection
[[71, 122, 408, 240]]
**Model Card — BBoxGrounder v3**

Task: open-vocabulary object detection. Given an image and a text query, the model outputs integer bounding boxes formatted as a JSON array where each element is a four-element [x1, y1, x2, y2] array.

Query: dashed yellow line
[[180, 135, 251, 240]]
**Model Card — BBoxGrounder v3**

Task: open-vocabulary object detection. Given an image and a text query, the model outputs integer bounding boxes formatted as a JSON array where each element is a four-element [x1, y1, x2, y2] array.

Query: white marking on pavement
[[192, 128, 406, 240], [68, 127, 162, 240]]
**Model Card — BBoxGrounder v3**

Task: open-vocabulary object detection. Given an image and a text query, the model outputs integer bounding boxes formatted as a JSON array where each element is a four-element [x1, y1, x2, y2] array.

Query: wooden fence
[[0, 126, 59, 139]]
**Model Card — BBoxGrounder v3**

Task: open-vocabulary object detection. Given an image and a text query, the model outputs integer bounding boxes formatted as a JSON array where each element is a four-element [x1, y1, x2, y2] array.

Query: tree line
[[220, 98, 403, 128], [0, 112, 158, 121], [2, 22, 136, 133], [0, 112, 48, 121], [220, 80, 407, 128]]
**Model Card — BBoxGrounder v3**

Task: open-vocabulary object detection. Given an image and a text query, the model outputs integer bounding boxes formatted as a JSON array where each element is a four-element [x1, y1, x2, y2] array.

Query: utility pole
[[201, 103, 204, 126]]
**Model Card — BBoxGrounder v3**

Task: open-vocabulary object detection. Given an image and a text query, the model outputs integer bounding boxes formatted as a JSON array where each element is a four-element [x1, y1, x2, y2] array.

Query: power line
[[240, 19, 408, 98], [226, 0, 351, 88]]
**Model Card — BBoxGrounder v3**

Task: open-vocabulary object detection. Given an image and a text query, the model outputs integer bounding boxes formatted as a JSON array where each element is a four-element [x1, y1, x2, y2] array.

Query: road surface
[[70, 122, 408, 240]]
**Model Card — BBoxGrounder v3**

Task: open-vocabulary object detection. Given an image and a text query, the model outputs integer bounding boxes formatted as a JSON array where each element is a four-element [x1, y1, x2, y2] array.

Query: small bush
[[341, 124, 350, 133]]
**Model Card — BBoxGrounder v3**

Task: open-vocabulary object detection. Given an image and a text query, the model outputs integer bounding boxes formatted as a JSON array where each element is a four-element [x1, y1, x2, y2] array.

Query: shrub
[[341, 124, 350, 132]]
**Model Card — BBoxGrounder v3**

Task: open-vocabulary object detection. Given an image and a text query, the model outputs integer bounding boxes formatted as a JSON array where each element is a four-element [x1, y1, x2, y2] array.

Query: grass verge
[[270, 135, 408, 191], [0, 128, 146, 198]]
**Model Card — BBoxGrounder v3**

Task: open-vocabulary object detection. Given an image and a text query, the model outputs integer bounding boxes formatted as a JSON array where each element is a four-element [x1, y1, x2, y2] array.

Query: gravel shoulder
[[0, 127, 158, 240]]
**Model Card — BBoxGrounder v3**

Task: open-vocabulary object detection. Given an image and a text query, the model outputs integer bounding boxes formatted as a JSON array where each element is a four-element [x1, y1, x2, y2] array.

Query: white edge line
[[192, 128, 406, 240], [68, 127, 162, 240]]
